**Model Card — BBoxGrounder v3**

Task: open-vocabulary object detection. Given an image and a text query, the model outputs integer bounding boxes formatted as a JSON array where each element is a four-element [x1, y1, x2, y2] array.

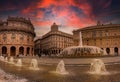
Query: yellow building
[[0, 16, 35, 57], [73, 22, 120, 56], [35, 23, 73, 56]]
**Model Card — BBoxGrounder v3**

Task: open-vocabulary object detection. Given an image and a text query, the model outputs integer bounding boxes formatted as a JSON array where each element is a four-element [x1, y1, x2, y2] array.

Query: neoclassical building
[[34, 37, 41, 55], [0, 16, 35, 57], [35, 23, 73, 56], [73, 22, 120, 56]]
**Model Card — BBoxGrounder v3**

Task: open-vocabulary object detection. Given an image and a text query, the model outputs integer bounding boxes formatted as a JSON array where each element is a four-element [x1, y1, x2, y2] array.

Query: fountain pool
[[0, 67, 27, 82], [0, 59, 120, 82]]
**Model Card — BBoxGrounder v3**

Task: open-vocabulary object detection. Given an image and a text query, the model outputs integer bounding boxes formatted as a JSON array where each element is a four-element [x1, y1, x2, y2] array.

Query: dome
[[51, 22, 58, 31]]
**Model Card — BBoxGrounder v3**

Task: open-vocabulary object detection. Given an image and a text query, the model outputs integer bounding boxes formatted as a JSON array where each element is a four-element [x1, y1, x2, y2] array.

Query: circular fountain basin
[[59, 46, 103, 58]]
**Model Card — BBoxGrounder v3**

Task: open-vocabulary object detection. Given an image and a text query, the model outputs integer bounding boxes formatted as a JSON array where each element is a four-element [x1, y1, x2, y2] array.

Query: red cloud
[[67, 0, 93, 17], [37, 0, 56, 8], [22, 7, 32, 14], [37, 0, 76, 8], [22, 0, 92, 17], [66, 12, 95, 28], [32, 20, 53, 27], [21, 0, 111, 29], [36, 11, 44, 19]]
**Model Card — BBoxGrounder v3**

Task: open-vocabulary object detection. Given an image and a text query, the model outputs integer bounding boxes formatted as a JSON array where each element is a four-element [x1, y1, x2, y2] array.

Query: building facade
[[0, 16, 35, 57], [73, 22, 120, 56], [34, 37, 41, 56], [35, 23, 73, 56]]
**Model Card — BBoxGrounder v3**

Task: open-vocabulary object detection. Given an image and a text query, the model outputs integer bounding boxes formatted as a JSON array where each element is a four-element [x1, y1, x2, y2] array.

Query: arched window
[[105, 30, 109, 36], [100, 38, 102, 45], [114, 47, 118, 56], [87, 40, 89, 45], [94, 39, 96, 46], [99, 31, 102, 37], [106, 48, 110, 55], [27, 35, 29, 42], [92, 31, 96, 38]]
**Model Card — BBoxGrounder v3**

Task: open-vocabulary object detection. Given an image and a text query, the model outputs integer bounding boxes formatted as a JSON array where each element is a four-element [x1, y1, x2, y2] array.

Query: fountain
[[89, 59, 109, 75], [29, 59, 39, 70], [59, 32, 104, 57], [16, 59, 22, 67], [0, 56, 4, 61], [0, 56, 5, 61], [79, 32, 83, 47], [55, 60, 69, 75], [9, 57, 14, 64], [4, 57, 8, 62]]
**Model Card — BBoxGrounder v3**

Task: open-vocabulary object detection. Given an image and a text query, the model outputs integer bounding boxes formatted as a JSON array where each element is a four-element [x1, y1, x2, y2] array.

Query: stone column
[[24, 46, 26, 56], [103, 48, 107, 55], [29, 47, 32, 56], [29, 47, 31, 56], [79, 32, 83, 47], [32, 48, 34, 56], [7, 46, 10, 57], [16, 46, 19, 56], [110, 48, 114, 55], [0, 46, 2, 55], [118, 48, 120, 55]]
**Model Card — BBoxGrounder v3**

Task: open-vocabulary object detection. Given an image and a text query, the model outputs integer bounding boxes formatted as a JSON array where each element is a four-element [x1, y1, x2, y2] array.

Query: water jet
[[16, 59, 22, 67], [55, 60, 69, 75], [29, 59, 39, 70], [89, 59, 109, 75]]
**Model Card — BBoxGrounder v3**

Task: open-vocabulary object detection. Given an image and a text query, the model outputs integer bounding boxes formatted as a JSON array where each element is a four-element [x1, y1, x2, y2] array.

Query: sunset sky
[[0, 0, 120, 37]]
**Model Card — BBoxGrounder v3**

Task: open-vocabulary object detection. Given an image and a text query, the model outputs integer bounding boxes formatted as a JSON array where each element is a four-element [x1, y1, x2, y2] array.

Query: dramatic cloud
[[0, 0, 119, 36]]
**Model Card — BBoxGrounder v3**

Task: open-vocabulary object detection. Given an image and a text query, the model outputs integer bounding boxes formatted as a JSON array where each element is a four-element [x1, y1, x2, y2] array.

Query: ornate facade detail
[[35, 23, 73, 56], [0, 16, 36, 57], [73, 23, 120, 56]]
